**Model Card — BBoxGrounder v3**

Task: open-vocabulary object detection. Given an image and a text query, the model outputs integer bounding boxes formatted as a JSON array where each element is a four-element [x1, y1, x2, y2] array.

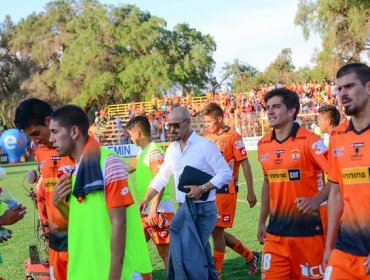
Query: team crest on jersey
[[259, 154, 269, 162], [291, 150, 300, 160], [235, 140, 244, 149], [333, 147, 344, 157]]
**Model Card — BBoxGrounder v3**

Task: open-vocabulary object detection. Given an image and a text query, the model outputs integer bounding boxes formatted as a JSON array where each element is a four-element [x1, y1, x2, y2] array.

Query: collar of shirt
[[270, 122, 300, 142], [345, 119, 370, 134]]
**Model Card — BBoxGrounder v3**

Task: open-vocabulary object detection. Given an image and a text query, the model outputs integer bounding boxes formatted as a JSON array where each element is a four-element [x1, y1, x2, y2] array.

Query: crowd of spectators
[[94, 81, 343, 145]]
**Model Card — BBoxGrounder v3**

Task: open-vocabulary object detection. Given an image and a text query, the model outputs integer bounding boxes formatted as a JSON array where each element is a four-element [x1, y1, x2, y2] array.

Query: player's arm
[[240, 158, 257, 208], [147, 150, 166, 226], [322, 181, 343, 270], [297, 136, 330, 214], [257, 176, 270, 244], [127, 157, 137, 174], [108, 206, 127, 280], [140, 147, 173, 211], [296, 181, 331, 215], [52, 175, 71, 220]]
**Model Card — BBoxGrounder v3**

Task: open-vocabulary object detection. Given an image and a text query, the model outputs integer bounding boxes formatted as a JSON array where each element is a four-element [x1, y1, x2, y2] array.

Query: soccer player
[[317, 105, 341, 235], [257, 88, 330, 279], [14, 98, 73, 280], [50, 105, 152, 280], [323, 63, 370, 279], [317, 105, 341, 147], [202, 102, 260, 276], [126, 116, 174, 272]]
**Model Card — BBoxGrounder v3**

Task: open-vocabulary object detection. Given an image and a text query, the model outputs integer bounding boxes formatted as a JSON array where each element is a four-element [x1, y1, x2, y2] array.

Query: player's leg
[[225, 232, 260, 276], [262, 234, 292, 280], [325, 249, 370, 280], [289, 235, 325, 280]]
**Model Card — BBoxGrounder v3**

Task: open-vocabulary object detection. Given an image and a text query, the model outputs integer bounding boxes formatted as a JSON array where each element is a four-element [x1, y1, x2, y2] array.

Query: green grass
[[0, 151, 264, 279]]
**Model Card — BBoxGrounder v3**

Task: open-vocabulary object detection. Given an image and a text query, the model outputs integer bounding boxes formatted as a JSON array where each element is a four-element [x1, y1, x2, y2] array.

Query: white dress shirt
[[149, 131, 232, 203]]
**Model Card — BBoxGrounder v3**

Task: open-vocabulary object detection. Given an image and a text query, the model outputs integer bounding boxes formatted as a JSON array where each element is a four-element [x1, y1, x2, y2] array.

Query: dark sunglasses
[[168, 119, 188, 129]]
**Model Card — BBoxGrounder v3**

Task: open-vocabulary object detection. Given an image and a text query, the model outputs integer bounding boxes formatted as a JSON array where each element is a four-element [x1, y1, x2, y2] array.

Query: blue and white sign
[[0, 129, 27, 163]]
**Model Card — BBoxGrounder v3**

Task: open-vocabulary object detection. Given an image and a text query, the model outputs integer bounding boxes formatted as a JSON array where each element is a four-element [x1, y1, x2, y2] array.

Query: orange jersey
[[35, 146, 74, 231], [206, 127, 247, 193], [258, 123, 328, 237], [327, 121, 370, 256]]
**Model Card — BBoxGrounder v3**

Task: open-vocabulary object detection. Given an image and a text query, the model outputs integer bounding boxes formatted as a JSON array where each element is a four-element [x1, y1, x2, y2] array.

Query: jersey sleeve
[[232, 132, 248, 162], [104, 155, 134, 209], [327, 136, 340, 183], [149, 149, 165, 175], [306, 133, 329, 172]]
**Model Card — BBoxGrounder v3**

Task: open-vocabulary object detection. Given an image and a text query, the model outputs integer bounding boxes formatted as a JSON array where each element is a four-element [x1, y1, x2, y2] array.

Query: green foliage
[[295, 0, 370, 78], [0, 0, 216, 124]]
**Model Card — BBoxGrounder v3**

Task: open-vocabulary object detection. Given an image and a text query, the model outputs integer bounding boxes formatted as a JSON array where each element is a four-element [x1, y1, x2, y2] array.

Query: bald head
[[169, 106, 190, 123]]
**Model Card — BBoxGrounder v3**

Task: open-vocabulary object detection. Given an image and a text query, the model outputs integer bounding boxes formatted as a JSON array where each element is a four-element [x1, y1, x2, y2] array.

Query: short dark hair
[[126, 116, 151, 137], [336, 63, 370, 86], [202, 102, 224, 118], [264, 88, 300, 120], [318, 105, 341, 126], [51, 105, 89, 137], [14, 98, 53, 129]]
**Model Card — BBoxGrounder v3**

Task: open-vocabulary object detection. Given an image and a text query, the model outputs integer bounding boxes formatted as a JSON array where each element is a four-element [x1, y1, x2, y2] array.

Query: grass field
[[0, 151, 264, 280]]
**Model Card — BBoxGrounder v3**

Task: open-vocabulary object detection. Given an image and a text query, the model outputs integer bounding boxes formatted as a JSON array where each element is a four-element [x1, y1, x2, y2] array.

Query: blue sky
[[1, 0, 322, 72]]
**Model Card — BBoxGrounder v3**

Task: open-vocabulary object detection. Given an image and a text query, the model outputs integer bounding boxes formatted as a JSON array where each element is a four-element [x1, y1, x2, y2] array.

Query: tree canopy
[[0, 0, 216, 126], [295, 0, 370, 77]]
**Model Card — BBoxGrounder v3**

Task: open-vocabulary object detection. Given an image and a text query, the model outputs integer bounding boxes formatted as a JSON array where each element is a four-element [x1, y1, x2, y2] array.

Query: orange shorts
[[49, 247, 68, 280], [262, 233, 325, 280], [319, 205, 327, 237], [325, 249, 370, 280], [141, 213, 173, 245], [215, 193, 237, 228]]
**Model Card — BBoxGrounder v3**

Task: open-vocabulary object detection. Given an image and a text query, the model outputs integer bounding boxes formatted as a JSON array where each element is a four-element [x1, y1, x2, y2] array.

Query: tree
[[209, 59, 258, 93], [295, 0, 370, 77], [261, 48, 295, 84], [2, 0, 216, 123]]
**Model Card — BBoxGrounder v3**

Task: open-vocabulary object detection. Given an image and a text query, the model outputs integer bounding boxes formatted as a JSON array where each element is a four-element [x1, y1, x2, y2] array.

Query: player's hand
[[257, 223, 267, 245], [53, 174, 71, 208], [147, 210, 159, 227], [364, 252, 370, 275], [322, 246, 332, 271], [247, 192, 257, 208], [0, 204, 26, 226], [295, 197, 319, 215], [185, 185, 202, 200], [138, 199, 148, 213]]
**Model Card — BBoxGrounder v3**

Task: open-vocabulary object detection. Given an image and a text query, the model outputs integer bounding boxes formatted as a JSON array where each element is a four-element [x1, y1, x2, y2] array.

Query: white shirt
[[149, 131, 232, 203]]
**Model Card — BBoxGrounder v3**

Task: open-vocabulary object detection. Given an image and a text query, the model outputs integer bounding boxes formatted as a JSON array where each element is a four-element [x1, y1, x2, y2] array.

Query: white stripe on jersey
[[105, 155, 128, 184], [149, 149, 164, 162]]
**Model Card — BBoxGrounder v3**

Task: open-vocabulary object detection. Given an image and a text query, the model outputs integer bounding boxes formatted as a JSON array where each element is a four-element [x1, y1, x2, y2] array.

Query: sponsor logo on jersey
[[235, 140, 244, 149], [267, 169, 301, 182], [50, 156, 61, 161], [223, 215, 230, 222], [39, 160, 46, 169], [350, 142, 364, 161], [300, 263, 324, 279], [342, 167, 370, 184], [312, 140, 327, 155], [259, 154, 269, 162], [44, 178, 58, 191], [333, 147, 344, 157], [273, 149, 285, 164], [120, 187, 129, 196]]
